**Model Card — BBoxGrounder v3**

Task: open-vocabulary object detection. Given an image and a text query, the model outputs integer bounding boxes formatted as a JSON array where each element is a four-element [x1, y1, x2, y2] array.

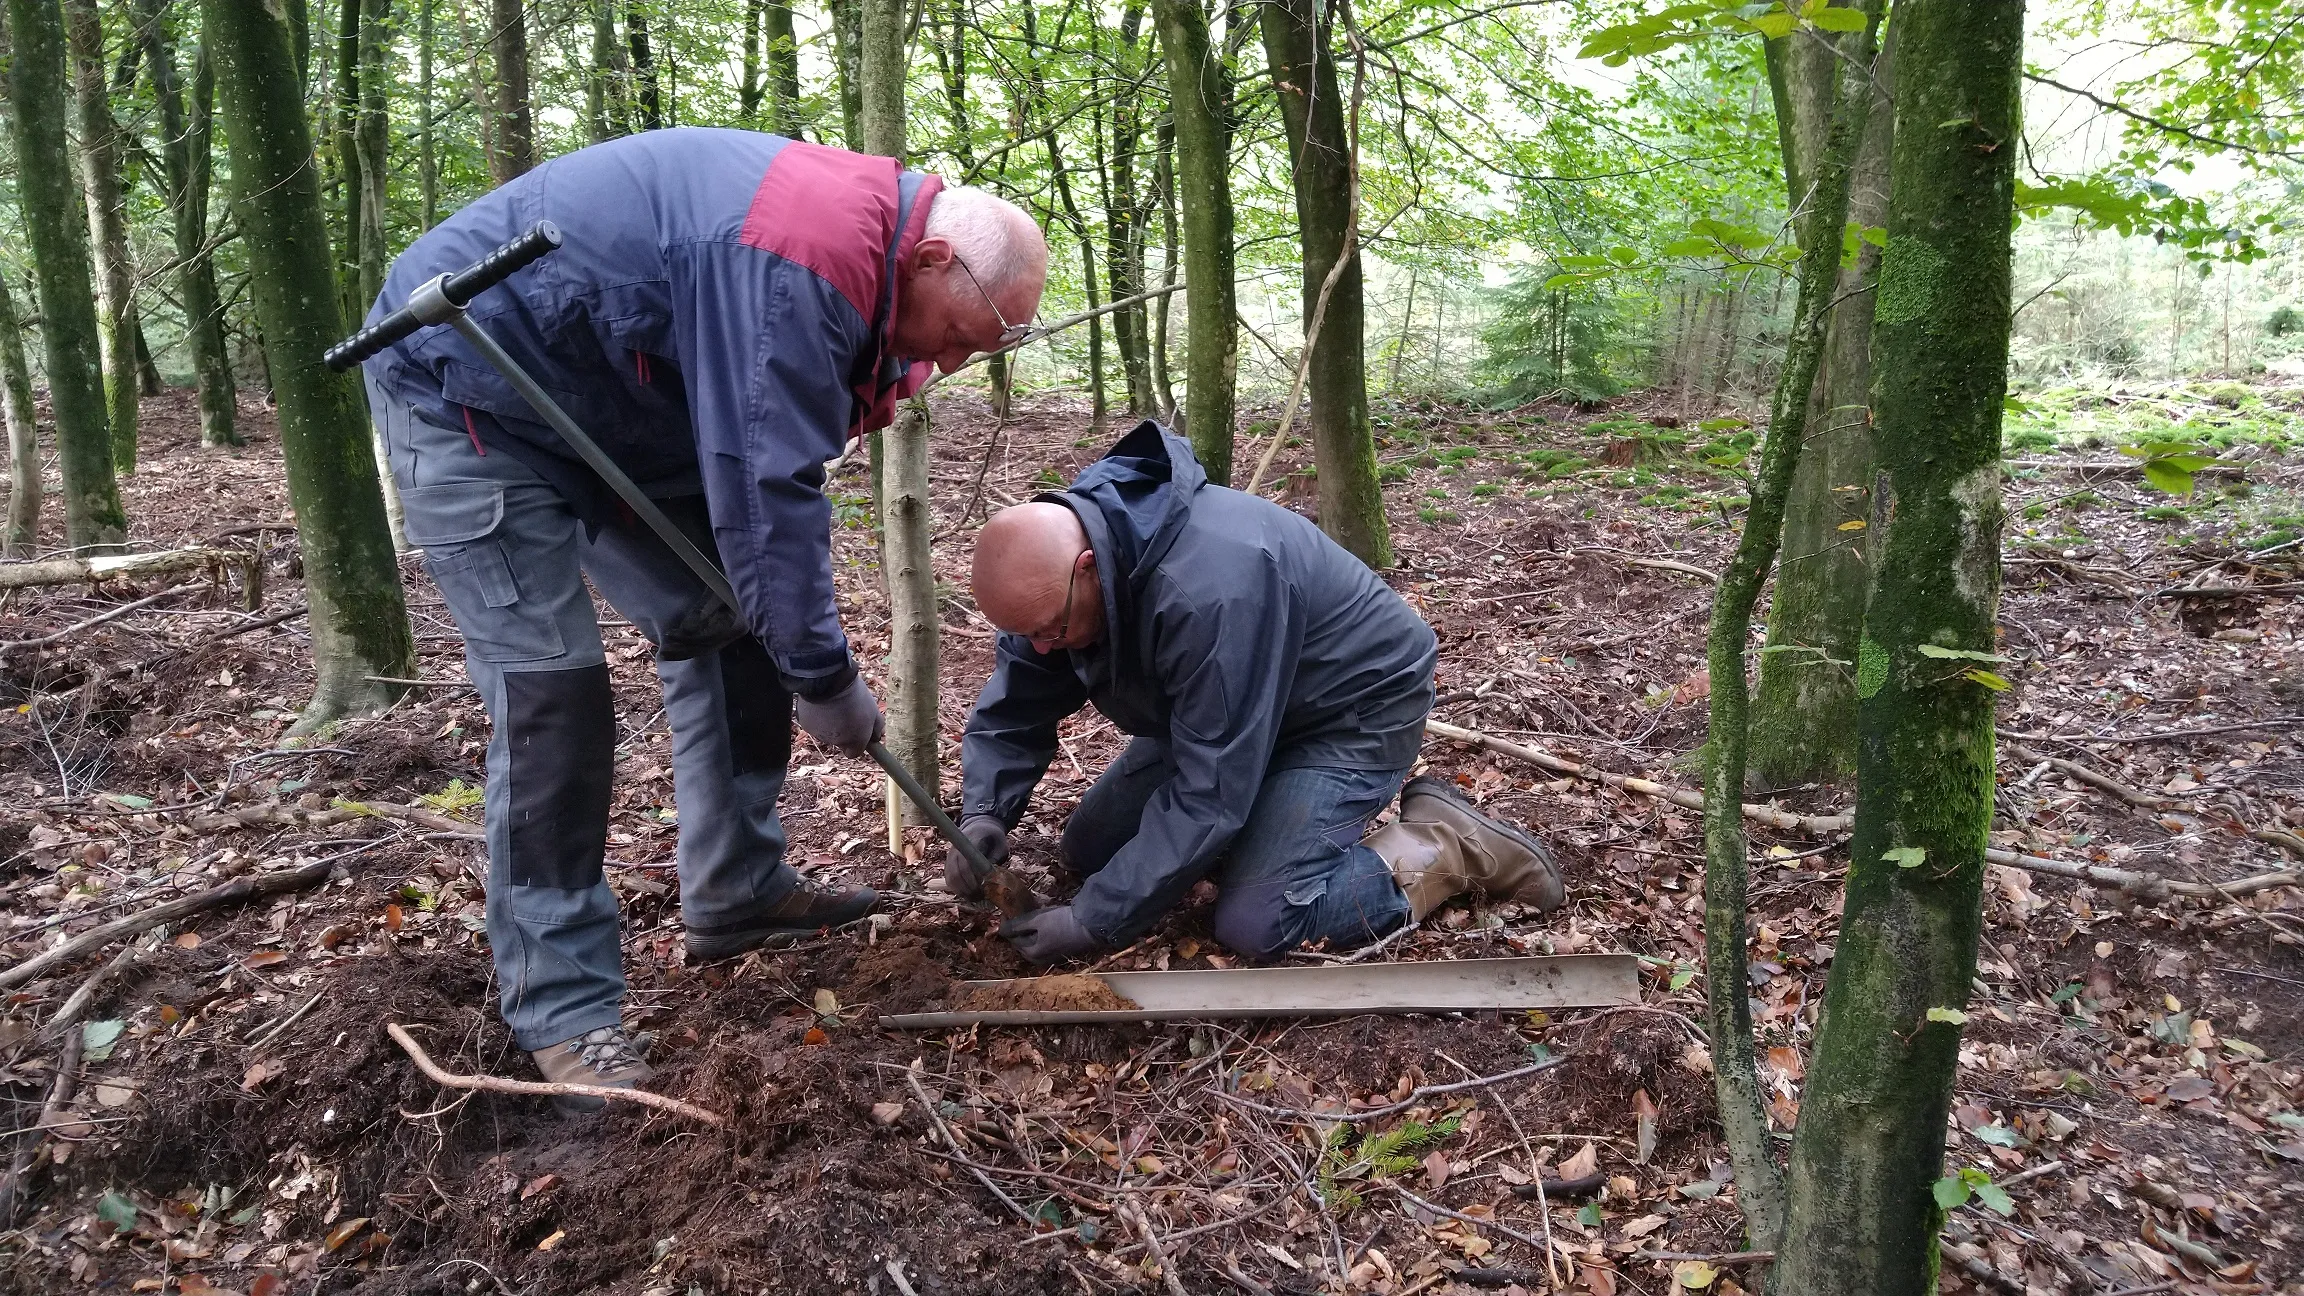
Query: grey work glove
[[793, 673, 884, 755], [943, 815, 1011, 899], [1000, 905, 1100, 963]]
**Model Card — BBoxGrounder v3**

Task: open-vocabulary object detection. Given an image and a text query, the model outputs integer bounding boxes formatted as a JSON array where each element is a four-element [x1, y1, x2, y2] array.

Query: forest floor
[[1, 376, 2301, 1296]]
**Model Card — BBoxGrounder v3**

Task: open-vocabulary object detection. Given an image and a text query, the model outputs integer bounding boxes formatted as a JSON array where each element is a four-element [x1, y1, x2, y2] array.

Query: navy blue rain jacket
[[959, 423, 1438, 944], [361, 128, 942, 697]]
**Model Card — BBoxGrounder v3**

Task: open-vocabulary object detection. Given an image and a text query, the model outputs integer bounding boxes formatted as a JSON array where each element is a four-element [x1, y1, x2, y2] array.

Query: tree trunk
[[740, 0, 763, 124], [202, 0, 416, 734], [627, 3, 660, 131], [1751, 28, 1898, 787], [928, 0, 971, 167], [65, 0, 139, 474], [1771, 2, 2021, 1289], [1149, 114, 1178, 424], [4, 0, 124, 549], [331, 0, 361, 323], [1697, 0, 1882, 1252], [421, 0, 438, 223], [763, 0, 799, 136], [830, 0, 862, 149], [588, 0, 630, 142], [1260, 0, 1387, 566], [143, 0, 240, 447], [861, 0, 939, 823], [491, 0, 532, 180], [356, 0, 390, 303], [1152, 0, 1236, 481], [1102, 6, 1155, 417], [1050, 149, 1107, 430], [0, 270, 42, 555]]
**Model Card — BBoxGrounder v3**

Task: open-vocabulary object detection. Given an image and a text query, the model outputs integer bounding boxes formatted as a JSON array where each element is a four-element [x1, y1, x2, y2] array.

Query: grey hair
[[924, 185, 1045, 292]]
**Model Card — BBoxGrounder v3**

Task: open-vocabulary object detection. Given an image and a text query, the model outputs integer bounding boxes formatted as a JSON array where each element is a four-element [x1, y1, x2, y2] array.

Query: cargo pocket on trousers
[[402, 481, 567, 664]]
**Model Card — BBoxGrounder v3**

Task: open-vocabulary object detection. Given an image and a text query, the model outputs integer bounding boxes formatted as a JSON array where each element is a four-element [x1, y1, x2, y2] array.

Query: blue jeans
[[1060, 738, 1413, 960], [372, 384, 802, 1050]]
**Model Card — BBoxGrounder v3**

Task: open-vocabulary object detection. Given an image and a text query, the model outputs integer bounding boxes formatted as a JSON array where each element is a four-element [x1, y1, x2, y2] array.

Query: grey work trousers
[[372, 386, 801, 1050]]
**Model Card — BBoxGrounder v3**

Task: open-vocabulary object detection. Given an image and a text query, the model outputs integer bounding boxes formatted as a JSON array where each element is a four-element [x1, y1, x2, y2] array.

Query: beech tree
[[140, 0, 239, 448], [63, 0, 138, 472], [0, 267, 40, 555], [1152, 0, 1238, 481]]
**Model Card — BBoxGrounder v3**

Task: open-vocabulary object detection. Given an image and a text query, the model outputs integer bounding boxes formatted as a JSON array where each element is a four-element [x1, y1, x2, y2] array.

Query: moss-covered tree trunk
[[203, 0, 414, 734], [330, 0, 361, 322], [1697, 0, 1882, 1251], [1750, 28, 1899, 787], [0, 269, 42, 556], [5, 0, 124, 549], [830, 0, 862, 149], [861, 0, 939, 820], [144, 0, 240, 447], [1771, 3, 2021, 1289], [1152, 0, 1236, 482], [64, 0, 139, 473], [355, 0, 405, 550], [1260, 0, 1388, 567], [763, 0, 799, 136], [421, 0, 440, 221], [626, 3, 661, 131], [1101, 8, 1155, 418]]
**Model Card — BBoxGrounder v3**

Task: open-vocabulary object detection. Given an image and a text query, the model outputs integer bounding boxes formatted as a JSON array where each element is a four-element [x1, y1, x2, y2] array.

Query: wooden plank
[[878, 954, 1640, 1028]]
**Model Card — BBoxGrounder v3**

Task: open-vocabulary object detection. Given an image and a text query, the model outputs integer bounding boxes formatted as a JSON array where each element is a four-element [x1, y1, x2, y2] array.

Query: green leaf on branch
[[1914, 644, 2009, 662], [1932, 1175, 1972, 1210], [1662, 237, 1718, 258], [1556, 254, 1614, 270], [1746, 9, 1796, 38], [1542, 273, 1583, 291], [1809, 5, 1867, 30], [1973, 1181, 2015, 1216], [1963, 668, 2014, 692], [1883, 846, 1926, 869], [1926, 1007, 1968, 1025]]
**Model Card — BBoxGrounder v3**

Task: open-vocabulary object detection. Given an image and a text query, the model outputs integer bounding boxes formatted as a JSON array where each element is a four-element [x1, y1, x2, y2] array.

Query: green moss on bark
[[1153, 0, 1238, 485]]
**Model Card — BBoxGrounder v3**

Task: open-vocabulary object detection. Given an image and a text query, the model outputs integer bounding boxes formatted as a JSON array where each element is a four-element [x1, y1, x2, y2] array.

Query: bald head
[[974, 503, 1102, 651]]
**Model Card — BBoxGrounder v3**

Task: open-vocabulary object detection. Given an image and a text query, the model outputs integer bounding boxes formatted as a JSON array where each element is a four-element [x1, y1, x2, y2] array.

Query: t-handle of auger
[[323, 221, 563, 371]]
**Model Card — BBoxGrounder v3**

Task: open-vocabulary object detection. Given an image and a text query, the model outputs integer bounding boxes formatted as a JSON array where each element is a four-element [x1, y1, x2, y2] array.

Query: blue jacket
[[959, 423, 1438, 944], [362, 128, 943, 697]]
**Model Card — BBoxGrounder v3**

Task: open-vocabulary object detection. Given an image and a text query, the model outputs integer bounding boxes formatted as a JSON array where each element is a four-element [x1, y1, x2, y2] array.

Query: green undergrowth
[[2004, 378, 2302, 455]]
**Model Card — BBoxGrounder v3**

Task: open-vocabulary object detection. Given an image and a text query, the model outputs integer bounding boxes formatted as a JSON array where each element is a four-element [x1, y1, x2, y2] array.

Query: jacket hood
[[1044, 420, 1207, 647]]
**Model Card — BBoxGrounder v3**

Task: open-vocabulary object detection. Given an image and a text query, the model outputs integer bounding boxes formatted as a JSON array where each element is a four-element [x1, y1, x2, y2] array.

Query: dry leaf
[[94, 1082, 136, 1108], [173, 932, 202, 949], [242, 1059, 283, 1091], [1559, 1142, 1600, 1180], [158, 1005, 181, 1027], [383, 904, 404, 933], [243, 951, 287, 969], [1584, 1263, 1618, 1295], [1675, 1260, 1719, 1289], [1621, 1214, 1668, 1239], [869, 1102, 905, 1126], [802, 1027, 828, 1046], [520, 1174, 559, 1201], [322, 1217, 370, 1252], [813, 988, 840, 1017], [250, 1273, 283, 1296], [1764, 1046, 1804, 1080], [1423, 1149, 1452, 1189], [536, 1229, 566, 1252]]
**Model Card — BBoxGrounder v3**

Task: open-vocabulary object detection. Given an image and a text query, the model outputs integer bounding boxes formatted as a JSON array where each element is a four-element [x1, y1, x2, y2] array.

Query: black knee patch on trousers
[[505, 664, 615, 888], [718, 637, 792, 777]]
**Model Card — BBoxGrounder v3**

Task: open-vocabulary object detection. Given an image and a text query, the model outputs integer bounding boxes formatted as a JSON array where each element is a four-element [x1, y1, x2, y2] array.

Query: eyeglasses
[[1029, 551, 1087, 651], [953, 254, 1036, 349]]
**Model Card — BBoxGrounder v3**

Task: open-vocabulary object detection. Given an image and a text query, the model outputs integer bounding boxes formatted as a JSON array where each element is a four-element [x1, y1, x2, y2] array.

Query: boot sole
[[1402, 776, 1561, 872]]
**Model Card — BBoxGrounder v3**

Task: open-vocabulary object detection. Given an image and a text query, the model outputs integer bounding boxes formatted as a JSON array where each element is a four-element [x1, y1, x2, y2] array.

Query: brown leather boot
[[683, 877, 881, 962], [532, 1025, 654, 1115], [1366, 777, 1565, 921]]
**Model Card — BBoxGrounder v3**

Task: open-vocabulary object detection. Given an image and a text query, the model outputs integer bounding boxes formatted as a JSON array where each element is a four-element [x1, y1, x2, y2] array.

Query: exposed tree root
[[385, 1023, 726, 1126]]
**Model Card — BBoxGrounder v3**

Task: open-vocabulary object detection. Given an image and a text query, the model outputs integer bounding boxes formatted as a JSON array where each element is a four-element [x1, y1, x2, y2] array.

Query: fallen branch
[[1, 856, 346, 992], [0, 545, 253, 592], [386, 1023, 724, 1126], [1631, 1249, 1776, 1265], [173, 797, 480, 840], [0, 1004, 84, 1226], [1123, 1204, 1191, 1296], [2156, 583, 2303, 598], [1574, 548, 1718, 583], [40, 936, 148, 1041], [902, 1066, 1037, 1225], [1431, 717, 2298, 899], [2005, 714, 2304, 745], [1389, 1184, 1551, 1256], [0, 583, 202, 654]]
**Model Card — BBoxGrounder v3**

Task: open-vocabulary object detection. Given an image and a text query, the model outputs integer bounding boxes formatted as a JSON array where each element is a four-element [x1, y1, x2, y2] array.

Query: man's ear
[[911, 234, 955, 269]]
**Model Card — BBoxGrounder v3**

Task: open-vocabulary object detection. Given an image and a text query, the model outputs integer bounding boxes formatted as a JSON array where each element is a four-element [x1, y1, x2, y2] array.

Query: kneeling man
[[946, 422, 1565, 962]]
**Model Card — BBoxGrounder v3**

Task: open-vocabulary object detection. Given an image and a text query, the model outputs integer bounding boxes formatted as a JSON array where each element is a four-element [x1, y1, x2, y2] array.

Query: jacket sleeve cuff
[[783, 657, 858, 701]]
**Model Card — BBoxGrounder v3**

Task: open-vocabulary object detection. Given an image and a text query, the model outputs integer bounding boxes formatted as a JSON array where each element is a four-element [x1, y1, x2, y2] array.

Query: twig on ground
[[246, 989, 327, 1049], [1290, 921, 1417, 964], [0, 583, 202, 654], [40, 936, 149, 1040], [902, 1066, 1037, 1225], [1221, 1259, 1277, 1296], [1435, 1048, 1560, 1287], [1388, 1183, 1550, 1255], [1124, 1205, 1191, 1296], [1574, 548, 1718, 582], [1213, 1056, 1567, 1125], [386, 1023, 725, 1126], [0, 1005, 85, 1225], [883, 1259, 922, 1296], [0, 853, 355, 992], [1631, 1249, 1776, 1264]]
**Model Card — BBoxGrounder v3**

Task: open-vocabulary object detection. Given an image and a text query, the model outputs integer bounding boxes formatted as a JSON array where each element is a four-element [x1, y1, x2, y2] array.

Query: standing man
[[360, 129, 1046, 1106], [946, 422, 1563, 963]]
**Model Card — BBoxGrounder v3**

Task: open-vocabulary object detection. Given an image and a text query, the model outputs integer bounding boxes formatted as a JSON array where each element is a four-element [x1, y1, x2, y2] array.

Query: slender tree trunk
[[1260, 0, 1387, 566], [65, 0, 139, 473], [331, 0, 361, 322], [861, 0, 939, 822], [928, 0, 971, 167], [202, 0, 416, 733], [1050, 150, 1107, 430], [134, 322, 164, 395], [1772, 3, 2021, 1288], [589, 0, 630, 141], [0, 270, 43, 555], [627, 3, 660, 130], [421, 0, 438, 223], [1150, 114, 1178, 424], [1153, 0, 1235, 480], [143, 0, 240, 447], [1696, 0, 1883, 1253], [356, 0, 390, 303], [5, 0, 124, 549], [1102, 6, 1154, 417], [763, 0, 798, 136], [492, 0, 532, 179], [1389, 268, 1417, 391], [1752, 28, 1898, 787], [740, 0, 764, 124], [830, 0, 862, 149]]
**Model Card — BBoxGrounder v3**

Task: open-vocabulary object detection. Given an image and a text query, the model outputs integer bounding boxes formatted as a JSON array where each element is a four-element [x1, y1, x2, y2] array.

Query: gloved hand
[[1000, 905, 1099, 963], [793, 674, 884, 755], [942, 816, 1010, 898]]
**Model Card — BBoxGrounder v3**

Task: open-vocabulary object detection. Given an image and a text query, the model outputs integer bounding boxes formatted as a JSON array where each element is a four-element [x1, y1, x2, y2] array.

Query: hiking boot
[[532, 1025, 654, 1115], [1366, 777, 1565, 921], [682, 877, 881, 962]]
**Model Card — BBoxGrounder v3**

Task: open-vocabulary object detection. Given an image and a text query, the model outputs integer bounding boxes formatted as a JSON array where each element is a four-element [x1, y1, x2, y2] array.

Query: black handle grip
[[442, 220, 563, 306], [322, 221, 563, 371]]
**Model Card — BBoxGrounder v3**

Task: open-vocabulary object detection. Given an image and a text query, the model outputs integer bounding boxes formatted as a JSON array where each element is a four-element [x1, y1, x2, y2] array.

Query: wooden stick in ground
[[1124, 1204, 1192, 1296], [902, 1066, 1037, 1225], [0, 1010, 85, 1225], [385, 1023, 725, 1126], [0, 856, 344, 992], [40, 935, 147, 1040]]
